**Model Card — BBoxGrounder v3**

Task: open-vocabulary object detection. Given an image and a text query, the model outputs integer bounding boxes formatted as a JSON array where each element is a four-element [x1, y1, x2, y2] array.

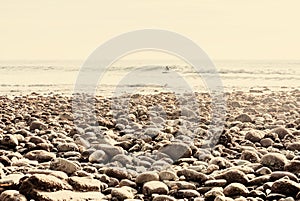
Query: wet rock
[[143, 181, 169, 195], [25, 150, 56, 162], [0, 190, 27, 201], [50, 158, 81, 174], [223, 183, 249, 197], [261, 153, 288, 171]]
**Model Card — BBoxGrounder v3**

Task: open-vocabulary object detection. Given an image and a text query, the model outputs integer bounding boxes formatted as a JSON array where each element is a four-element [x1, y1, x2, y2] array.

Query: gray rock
[[209, 157, 233, 169], [235, 114, 252, 122], [153, 195, 176, 201], [159, 170, 178, 181], [215, 169, 248, 184], [285, 160, 300, 174], [93, 144, 124, 157], [19, 174, 72, 194], [273, 127, 291, 139], [28, 190, 105, 201], [249, 175, 270, 185], [271, 178, 300, 196], [0, 173, 24, 187], [143, 181, 169, 195], [177, 189, 201, 198], [57, 143, 79, 152], [165, 180, 196, 190], [159, 142, 192, 161], [261, 153, 288, 171], [30, 120, 47, 130], [204, 187, 224, 199], [104, 167, 131, 180], [136, 171, 159, 184], [111, 186, 136, 199], [204, 179, 227, 187], [177, 169, 208, 182], [245, 131, 264, 142], [286, 142, 300, 151], [214, 196, 234, 201], [68, 176, 104, 191], [88, 150, 108, 163], [50, 158, 81, 174], [255, 167, 272, 175], [270, 171, 298, 182], [25, 150, 56, 162], [111, 154, 132, 166], [260, 138, 274, 147], [223, 183, 249, 197], [0, 134, 18, 148], [240, 150, 260, 163], [119, 179, 137, 188], [27, 170, 68, 180]]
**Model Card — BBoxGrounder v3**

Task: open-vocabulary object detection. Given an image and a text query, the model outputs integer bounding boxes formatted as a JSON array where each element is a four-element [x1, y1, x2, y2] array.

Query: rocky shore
[[0, 89, 299, 201]]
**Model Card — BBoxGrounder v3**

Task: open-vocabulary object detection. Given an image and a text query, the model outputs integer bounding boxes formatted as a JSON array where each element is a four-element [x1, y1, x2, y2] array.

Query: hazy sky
[[0, 0, 299, 60]]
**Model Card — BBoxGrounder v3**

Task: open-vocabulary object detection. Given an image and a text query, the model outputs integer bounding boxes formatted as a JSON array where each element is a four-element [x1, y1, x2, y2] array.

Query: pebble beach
[[0, 89, 299, 201]]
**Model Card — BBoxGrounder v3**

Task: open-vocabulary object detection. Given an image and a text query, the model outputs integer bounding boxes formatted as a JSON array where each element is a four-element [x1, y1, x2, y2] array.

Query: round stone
[[136, 171, 159, 184], [143, 181, 169, 195], [261, 153, 288, 171], [224, 183, 249, 197]]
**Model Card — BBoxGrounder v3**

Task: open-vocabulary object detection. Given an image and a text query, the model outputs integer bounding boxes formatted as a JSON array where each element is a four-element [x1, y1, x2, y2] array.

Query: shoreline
[[0, 89, 299, 200]]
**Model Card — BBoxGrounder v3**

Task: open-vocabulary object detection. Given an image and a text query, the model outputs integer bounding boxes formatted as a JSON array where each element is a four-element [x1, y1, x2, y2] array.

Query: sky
[[0, 0, 300, 61]]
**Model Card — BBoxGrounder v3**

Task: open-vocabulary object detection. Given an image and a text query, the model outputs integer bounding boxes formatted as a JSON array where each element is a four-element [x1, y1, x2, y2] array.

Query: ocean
[[0, 60, 299, 96]]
